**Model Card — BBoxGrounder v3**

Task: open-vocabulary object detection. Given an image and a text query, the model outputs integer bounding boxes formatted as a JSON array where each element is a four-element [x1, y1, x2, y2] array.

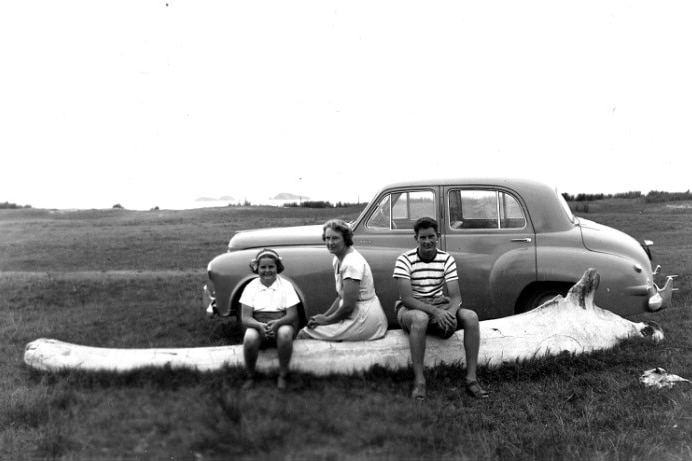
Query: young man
[[393, 217, 488, 400]]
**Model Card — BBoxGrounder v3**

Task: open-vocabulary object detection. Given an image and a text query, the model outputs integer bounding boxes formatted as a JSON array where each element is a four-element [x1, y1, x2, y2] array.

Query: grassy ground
[[1, 201, 690, 460]]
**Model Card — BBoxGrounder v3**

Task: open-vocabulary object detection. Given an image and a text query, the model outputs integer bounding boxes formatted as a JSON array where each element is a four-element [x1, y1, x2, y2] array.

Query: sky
[[2, 1, 691, 210]]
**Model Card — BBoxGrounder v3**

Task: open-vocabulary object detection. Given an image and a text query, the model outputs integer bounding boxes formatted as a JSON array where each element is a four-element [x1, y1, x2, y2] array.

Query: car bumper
[[202, 284, 217, 318], [648, 274, 677, 311]]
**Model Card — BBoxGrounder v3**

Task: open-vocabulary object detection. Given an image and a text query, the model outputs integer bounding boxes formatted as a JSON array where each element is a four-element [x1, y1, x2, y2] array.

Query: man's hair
[[414, 217, 439, 236], [322, 219, 354, 247]]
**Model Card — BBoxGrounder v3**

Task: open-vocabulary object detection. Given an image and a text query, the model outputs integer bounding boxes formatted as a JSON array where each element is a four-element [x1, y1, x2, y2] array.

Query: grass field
[[1, 201, 690, 460]]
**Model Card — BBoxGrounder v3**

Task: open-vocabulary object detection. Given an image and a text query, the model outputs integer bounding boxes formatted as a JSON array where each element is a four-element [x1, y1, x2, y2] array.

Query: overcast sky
[[2, 1, 691, 210]]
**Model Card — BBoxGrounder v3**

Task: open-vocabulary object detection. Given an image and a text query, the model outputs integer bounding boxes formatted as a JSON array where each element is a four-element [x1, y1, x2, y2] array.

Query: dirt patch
[[665, 203, 692, 209]]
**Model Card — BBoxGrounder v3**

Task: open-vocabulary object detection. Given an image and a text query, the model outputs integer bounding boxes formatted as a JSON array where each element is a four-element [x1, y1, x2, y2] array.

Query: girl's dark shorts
[[244, 311, 299, 347]]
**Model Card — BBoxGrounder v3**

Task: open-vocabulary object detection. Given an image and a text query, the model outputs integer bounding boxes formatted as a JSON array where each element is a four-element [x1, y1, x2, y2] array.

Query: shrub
[[284, 201, 333, 208], [645, 190, 692, 203], [0, 201, 32, 209], [284, 201, 366, 209], [613, 191, 642, 199]]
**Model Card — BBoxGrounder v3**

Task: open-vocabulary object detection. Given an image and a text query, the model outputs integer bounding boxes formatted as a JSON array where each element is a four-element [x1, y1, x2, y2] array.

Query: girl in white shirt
[[239, 248, 300, 390]]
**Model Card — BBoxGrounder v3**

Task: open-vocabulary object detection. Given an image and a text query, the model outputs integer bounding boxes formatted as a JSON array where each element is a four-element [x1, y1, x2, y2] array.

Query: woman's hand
[[307, 314, 329, 328]]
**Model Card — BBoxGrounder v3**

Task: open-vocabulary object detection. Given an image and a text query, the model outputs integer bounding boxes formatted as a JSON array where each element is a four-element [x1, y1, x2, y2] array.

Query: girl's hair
[[322, 219, 354, 247], [249, 248, 285, 274]]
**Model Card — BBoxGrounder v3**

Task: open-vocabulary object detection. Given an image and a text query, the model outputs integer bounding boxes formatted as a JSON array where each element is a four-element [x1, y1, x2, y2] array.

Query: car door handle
[[511, 238, 532, 243]]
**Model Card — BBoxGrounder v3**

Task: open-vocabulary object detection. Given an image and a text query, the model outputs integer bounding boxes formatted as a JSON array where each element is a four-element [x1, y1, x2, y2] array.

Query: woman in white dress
[[297, 219, 388, 341]]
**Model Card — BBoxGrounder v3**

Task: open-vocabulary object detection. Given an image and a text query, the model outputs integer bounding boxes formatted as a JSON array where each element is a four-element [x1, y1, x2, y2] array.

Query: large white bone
[[24, 269, 663, 375]]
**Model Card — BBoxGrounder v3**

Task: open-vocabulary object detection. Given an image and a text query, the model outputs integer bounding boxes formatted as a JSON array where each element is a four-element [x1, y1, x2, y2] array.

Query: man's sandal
[[411, 384, 426, 401], [465, 381, 489, 399]]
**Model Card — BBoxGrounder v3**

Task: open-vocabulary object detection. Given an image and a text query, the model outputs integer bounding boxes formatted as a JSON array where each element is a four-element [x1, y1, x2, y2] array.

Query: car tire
[[516, 284, 571, 314]]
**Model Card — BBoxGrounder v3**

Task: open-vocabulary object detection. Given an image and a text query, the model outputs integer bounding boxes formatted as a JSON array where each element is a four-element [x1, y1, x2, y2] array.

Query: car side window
[[366, 190, 435, 230], [448, 189, 526, 229]]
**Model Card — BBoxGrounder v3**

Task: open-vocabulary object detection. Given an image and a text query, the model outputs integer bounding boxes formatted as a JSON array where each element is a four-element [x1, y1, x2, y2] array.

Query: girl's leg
[[243, 328, 262, 388], [276, 325, 295, 389]]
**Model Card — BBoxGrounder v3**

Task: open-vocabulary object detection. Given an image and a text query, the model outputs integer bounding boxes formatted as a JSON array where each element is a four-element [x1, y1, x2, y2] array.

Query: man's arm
[[396, 278, 456, 329], [444, 281, 463, 316], [396, 278, 437, 314]]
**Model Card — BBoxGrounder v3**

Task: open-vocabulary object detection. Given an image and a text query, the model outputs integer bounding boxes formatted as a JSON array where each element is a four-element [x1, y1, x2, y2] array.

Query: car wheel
[[516, 284, 570, 314]]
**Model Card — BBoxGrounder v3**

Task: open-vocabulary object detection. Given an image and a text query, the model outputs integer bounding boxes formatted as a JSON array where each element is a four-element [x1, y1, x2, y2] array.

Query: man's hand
[[430, 307, 456, 330]]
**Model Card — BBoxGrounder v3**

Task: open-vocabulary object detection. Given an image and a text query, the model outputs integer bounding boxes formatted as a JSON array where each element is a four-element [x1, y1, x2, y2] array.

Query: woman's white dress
[[299, 249, 388, 341]]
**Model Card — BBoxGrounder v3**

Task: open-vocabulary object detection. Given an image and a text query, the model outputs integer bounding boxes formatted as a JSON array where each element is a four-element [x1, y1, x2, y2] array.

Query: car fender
[[535, 245, 653, 315], [486, 247, 537, 315], [208, 246, 335, 318]]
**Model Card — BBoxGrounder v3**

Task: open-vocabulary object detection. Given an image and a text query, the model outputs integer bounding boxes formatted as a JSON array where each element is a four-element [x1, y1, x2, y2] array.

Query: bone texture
[[24, 269, 663, 375]]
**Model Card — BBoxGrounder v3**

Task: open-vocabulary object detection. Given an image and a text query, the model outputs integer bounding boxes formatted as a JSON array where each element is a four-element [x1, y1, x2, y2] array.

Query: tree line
[[283, 200, 364, 208], [562, 190, 692, 203], [0, 201, 32, 209]]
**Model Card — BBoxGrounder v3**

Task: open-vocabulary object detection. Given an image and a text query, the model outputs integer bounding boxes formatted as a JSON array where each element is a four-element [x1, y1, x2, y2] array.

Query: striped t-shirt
[[393, 249, 459, 299]]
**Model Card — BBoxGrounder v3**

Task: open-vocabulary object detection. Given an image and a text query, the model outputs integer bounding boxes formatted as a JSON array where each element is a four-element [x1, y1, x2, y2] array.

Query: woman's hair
[[322, 219, 354, 247], [249, 248, 285, 274]]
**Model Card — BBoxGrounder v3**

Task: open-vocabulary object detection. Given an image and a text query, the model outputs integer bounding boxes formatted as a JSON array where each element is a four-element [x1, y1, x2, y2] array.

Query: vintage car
[[203, 178, 674, 327]]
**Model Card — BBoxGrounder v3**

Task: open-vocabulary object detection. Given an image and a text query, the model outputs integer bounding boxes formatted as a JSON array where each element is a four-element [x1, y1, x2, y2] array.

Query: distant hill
[[195, 196, 235, 202], [272, 193, 309, 200]]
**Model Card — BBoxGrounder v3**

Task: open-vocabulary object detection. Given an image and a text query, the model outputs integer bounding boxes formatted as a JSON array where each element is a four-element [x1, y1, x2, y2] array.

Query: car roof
[[378, 177, 551, 191], [368, 177, 574, 233]]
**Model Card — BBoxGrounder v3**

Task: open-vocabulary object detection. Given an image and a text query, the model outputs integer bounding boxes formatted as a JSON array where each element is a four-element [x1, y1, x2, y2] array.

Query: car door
[[352, 188, 438, 320], [441, 186, 536, 319]]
